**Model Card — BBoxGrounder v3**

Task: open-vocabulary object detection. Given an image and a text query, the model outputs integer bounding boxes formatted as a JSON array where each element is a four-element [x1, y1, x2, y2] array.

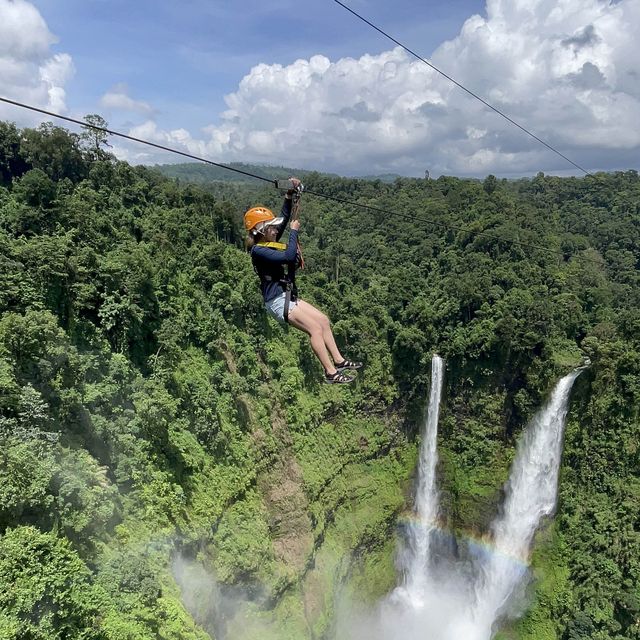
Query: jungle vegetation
[[0, 119, 638, 639]]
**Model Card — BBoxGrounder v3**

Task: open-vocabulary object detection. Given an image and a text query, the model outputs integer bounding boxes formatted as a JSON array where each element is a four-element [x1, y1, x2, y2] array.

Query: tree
[[0, 526, 106, 639], [12, 168, 56, 210], [483, 173, 498, 195], [80, 114, 111, 159], [0, 121, 29, 186], [20, 123, 87, 183]]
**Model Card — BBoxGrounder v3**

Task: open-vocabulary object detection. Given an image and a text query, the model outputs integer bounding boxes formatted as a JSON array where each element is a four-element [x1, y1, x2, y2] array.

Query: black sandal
[[335, 359, 363, 371], [324, 371, 355, 384]]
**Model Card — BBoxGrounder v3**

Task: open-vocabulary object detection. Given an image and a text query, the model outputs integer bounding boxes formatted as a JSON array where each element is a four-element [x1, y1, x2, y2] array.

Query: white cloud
[[0, 0, 55, 59], [100, 84, 154, 115], [40, 53, 74, 113], [121, 0, 640, 176], [0, 0, 74, 121]]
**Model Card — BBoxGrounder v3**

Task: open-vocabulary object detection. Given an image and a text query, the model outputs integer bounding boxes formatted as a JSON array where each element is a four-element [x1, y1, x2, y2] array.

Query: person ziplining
[[244, 177, 362, 384]]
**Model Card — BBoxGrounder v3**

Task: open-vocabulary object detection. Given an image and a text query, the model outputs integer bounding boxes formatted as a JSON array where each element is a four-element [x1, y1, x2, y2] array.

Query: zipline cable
[[332, 0, 593, 177], [0, 95, 605, 266]]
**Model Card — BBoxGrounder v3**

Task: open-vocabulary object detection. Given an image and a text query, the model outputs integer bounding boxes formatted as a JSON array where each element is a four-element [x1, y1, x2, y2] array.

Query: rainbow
[[395, 513, 532, 569]]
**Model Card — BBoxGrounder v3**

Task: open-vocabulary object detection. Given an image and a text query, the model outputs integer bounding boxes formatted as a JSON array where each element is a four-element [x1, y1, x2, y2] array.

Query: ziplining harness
[[255, 180, 305, 323]]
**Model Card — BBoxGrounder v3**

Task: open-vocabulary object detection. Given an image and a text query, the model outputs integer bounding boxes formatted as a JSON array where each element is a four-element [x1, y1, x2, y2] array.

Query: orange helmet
[[244, 206, 274, 232]]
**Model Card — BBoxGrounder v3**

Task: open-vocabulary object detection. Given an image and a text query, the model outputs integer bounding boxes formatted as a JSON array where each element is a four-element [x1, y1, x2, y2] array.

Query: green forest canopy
[[0, 119, 638, 639]]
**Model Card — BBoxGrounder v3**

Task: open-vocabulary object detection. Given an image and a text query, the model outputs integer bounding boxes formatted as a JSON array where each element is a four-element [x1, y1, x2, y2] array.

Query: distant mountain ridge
[[153, 162, 403, 184]]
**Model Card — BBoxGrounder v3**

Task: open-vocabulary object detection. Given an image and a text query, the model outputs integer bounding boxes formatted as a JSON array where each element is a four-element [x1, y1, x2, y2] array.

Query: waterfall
[[405, 354, 444, 603], [471, 367, 584, 636], [350, 365, 584, 640], [391, 354, 444, 608]]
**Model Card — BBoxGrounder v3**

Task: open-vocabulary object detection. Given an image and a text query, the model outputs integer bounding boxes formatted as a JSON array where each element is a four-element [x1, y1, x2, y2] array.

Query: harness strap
[[254, 223, 300, 323], [283, 284, 292, 324], [254, 240, 303, 273], [296, 240, 305, 270]]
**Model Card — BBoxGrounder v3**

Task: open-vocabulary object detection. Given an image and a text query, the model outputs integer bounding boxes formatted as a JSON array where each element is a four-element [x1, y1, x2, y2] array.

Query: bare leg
[[287, 303, 337, 375], [294, 300, 344, 364]]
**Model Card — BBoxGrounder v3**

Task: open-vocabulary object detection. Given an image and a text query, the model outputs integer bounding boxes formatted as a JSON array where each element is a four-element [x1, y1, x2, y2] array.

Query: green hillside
[[0, 120, 638, 640], [153, 162, 401, 186], [153, 162, 333, 184]]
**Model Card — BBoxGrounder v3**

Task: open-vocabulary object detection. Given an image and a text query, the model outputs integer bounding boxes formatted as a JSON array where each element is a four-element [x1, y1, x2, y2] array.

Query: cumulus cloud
[[0, 0, 75, 122], [0, 0, 638, 176], [0, 0, 55, 59], [128, 0, 639, 176]]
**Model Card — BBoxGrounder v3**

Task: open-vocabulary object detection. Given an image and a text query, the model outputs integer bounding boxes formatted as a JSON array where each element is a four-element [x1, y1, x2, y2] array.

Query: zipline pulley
[[275, 177, 304, 220]]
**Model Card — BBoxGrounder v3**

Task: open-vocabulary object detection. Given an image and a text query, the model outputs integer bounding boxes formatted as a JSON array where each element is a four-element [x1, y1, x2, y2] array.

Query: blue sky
[[2, 0, 639, 177], [30, 0, 483, 132]]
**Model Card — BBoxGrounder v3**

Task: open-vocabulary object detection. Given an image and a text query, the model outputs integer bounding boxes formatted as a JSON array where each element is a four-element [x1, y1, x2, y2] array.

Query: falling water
[[391, 354, 444, 607], [405, 354, 444, 603], [471, 367, 585, 636]]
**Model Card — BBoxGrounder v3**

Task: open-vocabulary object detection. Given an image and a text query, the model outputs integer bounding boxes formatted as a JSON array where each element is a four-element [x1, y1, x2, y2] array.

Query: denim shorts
[[265, 293, 298, 323]]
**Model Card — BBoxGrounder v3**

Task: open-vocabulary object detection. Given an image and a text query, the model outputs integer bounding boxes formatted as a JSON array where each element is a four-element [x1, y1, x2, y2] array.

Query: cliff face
[[0, 302, 416, 640], [166, 353, 417, 639]]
